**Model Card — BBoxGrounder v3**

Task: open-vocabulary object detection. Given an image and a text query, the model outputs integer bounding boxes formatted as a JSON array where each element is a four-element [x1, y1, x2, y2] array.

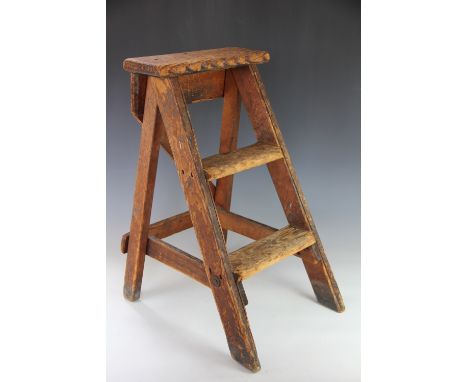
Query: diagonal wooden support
[[153, 75, 261, 372], [146, 236, 209, 286], [232, 65, 345, 312]]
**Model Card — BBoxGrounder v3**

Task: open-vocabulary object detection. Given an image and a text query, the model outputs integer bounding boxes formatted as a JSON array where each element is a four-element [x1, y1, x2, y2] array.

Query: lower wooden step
[[229, 226, 316, 281]]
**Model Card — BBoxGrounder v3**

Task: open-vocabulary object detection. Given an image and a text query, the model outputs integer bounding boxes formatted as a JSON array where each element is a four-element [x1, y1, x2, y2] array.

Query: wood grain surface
[[123, 76, 163, 302], [202, 142, 283, 181], [213, 69, 241, 239], [232, 65, 345, 312], [230, 226, 316, 281], [154, 75, 261, 371], [121, 51, 345, 372], [121, 211, 193, 254], [146, 236, 209, 287], [124, 47, 270, 77], [217, 207, 277, 240]]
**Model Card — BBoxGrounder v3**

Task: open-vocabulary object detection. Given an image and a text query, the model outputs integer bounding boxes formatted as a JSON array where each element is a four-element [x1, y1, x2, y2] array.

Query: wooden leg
[[154, 75, 261, 372], [214, 70, 248, 306], [215, 70, 241, 240], [124, 76, 163, 302], [232, 65, 345, 313]]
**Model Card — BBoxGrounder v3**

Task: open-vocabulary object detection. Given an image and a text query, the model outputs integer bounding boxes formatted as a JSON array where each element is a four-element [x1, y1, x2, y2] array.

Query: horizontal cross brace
[[216, 207, 316, 262], [146, 236, 209, 287], [216, 207, 276, 240], [121, 211, 193, 254], [178, 70, 225, 104], [121, 209, 318, 285], [121, 208, 275, 253], [130, 71, 226, 125]]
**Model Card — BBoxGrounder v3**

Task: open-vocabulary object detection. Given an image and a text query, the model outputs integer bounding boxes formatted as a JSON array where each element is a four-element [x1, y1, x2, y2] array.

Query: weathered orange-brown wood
[[157, 120, 217, 193], [130, 103, 218, 192], [121, 211, 193, 254], [232, 65, 345, 312], [124, 47, 270, 77], [153, 76, 260, 371], [124, 76, 163, 302], [130, 74, 223, 184], [122, 48, 345, 373], [217, 208, 277, 240], [130, 71, 225, 128], [159, 125, 174, 158], [129, 77, 174, 159], [212, 69, 249, 305], [216, 208, 312, 261], [130, 73, 147, 123], [202, 142, 283, 181], [230, 226, 316, 282], [146, 236, 209, 287], [178, 70, 225, 103], [125, 207, 278, 249], [214, 69, 241, 239]]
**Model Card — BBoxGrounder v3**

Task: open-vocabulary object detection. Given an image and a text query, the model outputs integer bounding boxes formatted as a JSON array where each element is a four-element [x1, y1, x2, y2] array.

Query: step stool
[[120, 47, 344, 372]]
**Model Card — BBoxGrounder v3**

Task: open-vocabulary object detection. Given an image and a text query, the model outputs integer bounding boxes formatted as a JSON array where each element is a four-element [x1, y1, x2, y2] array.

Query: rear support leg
[[215, 69, 241, 240], [214, 70, 248, 306]]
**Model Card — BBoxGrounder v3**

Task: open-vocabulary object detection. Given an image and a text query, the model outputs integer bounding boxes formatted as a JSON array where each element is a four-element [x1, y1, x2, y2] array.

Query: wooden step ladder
[[120, 47, 345, 372]]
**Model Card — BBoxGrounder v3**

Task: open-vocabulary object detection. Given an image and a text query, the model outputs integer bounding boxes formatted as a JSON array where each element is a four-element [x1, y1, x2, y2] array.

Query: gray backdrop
[[107, 1, 360, 380]]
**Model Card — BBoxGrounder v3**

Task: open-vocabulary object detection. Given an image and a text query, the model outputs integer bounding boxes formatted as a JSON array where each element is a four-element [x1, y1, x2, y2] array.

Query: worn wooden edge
[[236, 281, 248, 306], [121, 211, 193, 254], [130, 73, 147, 124], [123, 48, 270, 77], [229, 226, 316, 282], [121, 234, 130, 254], [146, 236, 209, 287]]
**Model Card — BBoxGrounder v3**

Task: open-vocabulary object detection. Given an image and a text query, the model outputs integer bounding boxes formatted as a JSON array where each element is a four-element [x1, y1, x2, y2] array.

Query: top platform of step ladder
[[123, 47, 270, 77]]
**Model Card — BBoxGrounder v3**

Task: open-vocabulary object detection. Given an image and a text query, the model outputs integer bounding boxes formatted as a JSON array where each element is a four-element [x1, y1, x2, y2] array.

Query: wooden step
[[202, 142, 283, 181], [229, 226, 316, 281]]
